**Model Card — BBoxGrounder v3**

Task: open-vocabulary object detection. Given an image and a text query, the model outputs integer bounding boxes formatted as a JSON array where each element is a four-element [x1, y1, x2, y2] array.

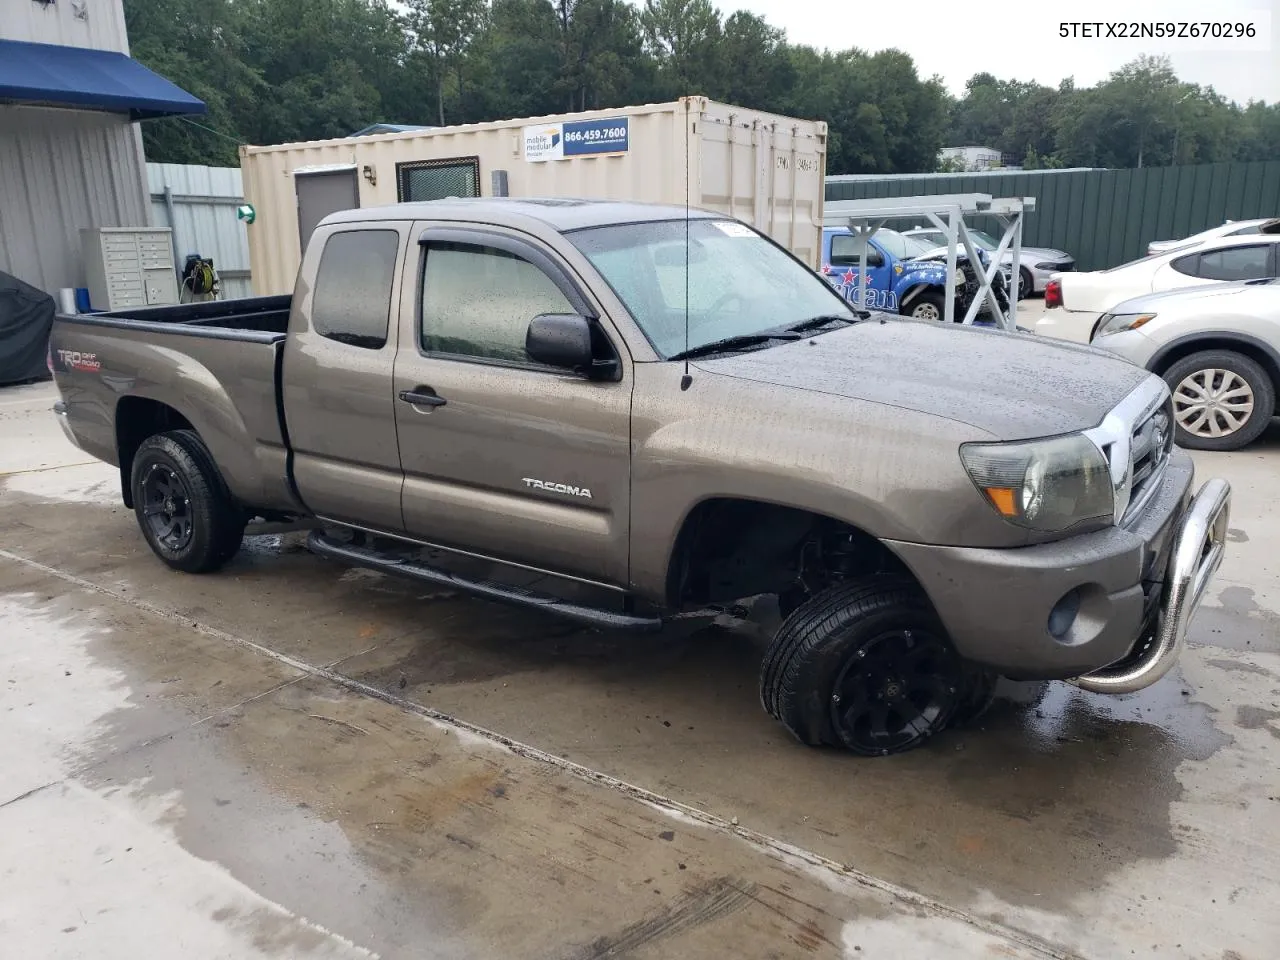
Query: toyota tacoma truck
[[49, 199, 1231, 756]]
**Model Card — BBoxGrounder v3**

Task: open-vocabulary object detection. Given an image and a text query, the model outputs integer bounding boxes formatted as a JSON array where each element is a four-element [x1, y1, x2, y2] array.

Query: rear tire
[[760, 578, 963, 755], [130, 430, 245, 573], [1018, 267, 1033, 300], [903, 290, 947, 322], [1163, 350, 1274, 451]]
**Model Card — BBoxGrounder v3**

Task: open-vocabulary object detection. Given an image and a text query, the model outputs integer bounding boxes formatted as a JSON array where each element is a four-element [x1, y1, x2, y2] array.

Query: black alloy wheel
[[139, 462, 195, 551], [828, 627, 961, 755]]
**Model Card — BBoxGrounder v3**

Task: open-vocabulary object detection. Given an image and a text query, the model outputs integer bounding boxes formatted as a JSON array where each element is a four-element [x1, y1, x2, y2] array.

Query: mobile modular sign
[[523, 117, 630, 162]]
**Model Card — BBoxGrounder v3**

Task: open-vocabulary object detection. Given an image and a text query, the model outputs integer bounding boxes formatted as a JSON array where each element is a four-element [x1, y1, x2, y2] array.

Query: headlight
[[1034, 261, 1059, 269], [960, 434, 1113, 533], [1093, 312, 1156, 340]]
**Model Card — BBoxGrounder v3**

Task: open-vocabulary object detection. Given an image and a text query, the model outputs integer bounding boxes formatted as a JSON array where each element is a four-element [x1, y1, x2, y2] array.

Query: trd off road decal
[[57, 350, 102, 373]]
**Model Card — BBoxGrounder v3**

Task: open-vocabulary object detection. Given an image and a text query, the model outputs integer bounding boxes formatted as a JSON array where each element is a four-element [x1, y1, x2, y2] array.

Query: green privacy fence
[[825, 162, 1280, 272]]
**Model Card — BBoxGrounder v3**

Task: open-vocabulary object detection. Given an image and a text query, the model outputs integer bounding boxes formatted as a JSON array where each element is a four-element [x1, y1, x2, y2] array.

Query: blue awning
[[0, 39, 205, 120]]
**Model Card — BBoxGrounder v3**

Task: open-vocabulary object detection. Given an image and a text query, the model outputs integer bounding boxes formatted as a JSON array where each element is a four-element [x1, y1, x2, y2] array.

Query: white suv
[[1089, 278, 1280, 450], [1147, 218, 1280, 256]]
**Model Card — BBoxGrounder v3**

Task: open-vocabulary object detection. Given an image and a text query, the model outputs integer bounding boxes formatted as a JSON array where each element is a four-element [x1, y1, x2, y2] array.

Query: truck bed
[[50, 295, 299, 513], [62, 295, 292, 339]]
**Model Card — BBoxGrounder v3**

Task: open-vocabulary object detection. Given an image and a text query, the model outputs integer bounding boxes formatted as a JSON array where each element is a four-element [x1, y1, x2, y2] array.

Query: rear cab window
[[311, 229, 401, 349]]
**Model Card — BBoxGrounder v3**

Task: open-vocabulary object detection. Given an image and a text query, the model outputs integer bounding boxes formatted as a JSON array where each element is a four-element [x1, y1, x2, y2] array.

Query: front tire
[[1163, 350, 1274, 451], [130, 430, 245, 573], [903, 290, 946, 322], [760, 578, 963, 755]]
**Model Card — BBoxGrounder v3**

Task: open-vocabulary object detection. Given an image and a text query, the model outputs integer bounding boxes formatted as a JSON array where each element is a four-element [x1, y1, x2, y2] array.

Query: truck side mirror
[[526, 313, 596, 372]]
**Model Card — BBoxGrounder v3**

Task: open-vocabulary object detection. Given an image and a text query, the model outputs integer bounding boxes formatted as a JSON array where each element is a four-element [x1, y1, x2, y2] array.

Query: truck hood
[[697, 319, 1150, 441]]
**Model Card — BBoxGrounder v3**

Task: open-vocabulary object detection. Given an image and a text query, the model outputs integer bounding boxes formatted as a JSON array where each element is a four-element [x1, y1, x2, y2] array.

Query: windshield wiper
[[783, 313, 863, 333], [668, 332, 801, 361]]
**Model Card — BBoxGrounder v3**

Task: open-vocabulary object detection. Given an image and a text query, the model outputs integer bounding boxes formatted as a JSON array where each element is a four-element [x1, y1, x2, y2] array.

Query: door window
[[830, 234, 884, 267], [311, 229, 400, 349], [420, 242, 574, 365]]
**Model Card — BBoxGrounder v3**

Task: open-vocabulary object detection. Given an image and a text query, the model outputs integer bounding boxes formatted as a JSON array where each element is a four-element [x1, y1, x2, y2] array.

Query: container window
[[397, 157, 481, 202], [421, 242, 572, 366], [311, 230, 399, 349]]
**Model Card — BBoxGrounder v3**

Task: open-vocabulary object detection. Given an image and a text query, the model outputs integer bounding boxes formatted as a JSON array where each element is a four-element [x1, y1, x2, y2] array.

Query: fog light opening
[[1048, 588, 1081, 640]]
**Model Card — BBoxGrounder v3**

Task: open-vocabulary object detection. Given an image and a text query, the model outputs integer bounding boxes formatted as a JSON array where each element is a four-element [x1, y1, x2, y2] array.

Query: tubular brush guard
[[1072, 478, 1231, 695]]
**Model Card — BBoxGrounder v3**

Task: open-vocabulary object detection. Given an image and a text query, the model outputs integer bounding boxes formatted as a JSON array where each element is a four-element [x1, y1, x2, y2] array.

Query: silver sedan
[[1088, 278, 1279, 451], [903, 227, 1074, 296]]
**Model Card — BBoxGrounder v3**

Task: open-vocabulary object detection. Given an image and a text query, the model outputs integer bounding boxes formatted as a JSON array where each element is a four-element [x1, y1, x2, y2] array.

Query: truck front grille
[[1087, 378, 1176, 529], [1121, 398, 1175, 526]]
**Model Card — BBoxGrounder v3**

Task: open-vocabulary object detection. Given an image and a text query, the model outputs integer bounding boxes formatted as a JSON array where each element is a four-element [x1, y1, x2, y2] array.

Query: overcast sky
[[734, 0, 1279, 106]]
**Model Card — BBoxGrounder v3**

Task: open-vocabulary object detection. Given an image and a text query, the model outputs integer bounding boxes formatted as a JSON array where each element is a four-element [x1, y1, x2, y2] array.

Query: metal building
[[0, 0, 204, 297], [147, 163, 254, 300]]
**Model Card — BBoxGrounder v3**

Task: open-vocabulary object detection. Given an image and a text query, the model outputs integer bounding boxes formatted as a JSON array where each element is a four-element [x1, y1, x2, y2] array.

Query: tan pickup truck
[[49, 199, 1231, 756]]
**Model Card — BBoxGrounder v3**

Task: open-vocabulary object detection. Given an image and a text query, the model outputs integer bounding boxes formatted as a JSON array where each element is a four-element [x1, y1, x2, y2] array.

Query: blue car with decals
[[820, 227, 1007, 322]]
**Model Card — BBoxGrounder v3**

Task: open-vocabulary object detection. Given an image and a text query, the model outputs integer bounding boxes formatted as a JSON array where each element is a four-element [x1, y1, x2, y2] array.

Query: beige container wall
[[240, 98, 826, 295]]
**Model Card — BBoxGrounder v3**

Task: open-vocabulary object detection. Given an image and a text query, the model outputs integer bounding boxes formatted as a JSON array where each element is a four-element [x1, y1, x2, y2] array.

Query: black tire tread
[[761, 576, 942, 747], [902, 290, 946, 320], [1018, 266, 1033, 300], [131, 429, 245, 573], [1162, 349, 1275, 451]]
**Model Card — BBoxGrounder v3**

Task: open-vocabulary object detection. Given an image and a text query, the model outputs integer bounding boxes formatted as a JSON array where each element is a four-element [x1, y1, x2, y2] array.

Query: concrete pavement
[[2, 378, 1278, 959]]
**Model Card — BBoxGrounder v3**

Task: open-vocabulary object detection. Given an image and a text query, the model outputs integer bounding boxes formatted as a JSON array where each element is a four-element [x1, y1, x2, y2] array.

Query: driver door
[[828, 232, 889, 308], [391, 225, 633, 587]]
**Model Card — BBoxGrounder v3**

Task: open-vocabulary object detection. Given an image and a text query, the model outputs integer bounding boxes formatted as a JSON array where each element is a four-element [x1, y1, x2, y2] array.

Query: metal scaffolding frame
[[822, 194, 1036, 331]]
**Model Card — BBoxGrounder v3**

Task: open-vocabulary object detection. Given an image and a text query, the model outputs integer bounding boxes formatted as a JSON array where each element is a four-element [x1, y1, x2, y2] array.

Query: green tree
[[564, 0, 654, 112], [124, 0, 1275, 173], [408, 0, 487, 124], [719, 12, 792, 113], [124, 0, 263, 164], [640, 0, 724, 98]]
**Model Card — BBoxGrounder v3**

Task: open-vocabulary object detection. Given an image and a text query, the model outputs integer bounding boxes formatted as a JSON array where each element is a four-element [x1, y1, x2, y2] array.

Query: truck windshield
[[875, 229, 936, 260], [570, 219, 856, 358]]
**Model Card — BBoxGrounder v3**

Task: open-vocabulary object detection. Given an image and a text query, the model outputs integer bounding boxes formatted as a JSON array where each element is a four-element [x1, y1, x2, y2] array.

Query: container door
[[295, 168, 359, 254]]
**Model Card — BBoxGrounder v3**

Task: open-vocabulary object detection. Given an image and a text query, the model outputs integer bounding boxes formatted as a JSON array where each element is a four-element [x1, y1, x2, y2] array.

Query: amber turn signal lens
[[984, 486, 1018, 517]]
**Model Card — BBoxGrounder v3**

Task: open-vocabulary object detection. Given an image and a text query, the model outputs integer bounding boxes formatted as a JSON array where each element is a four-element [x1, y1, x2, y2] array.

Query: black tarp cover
[[0, 271, 55, 385]]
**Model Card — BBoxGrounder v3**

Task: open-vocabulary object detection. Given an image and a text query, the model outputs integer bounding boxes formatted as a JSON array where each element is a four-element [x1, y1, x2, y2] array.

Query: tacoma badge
[[523, 478, 593, 499]]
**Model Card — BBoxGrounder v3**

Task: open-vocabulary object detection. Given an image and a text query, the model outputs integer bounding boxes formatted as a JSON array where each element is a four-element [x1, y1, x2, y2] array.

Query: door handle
[[399, 388, 447, 408]]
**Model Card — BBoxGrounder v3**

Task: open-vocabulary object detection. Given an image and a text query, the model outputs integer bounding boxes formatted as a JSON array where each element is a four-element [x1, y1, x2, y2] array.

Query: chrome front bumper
[[1073, 477, 1231, 694]]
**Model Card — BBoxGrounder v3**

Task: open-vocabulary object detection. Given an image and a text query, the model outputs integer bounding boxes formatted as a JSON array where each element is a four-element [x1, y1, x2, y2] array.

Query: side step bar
[[307, 531, 663, 633]]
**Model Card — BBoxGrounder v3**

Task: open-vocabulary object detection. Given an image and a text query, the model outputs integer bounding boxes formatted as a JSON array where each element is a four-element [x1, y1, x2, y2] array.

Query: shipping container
[[239, 97, 827, 294]]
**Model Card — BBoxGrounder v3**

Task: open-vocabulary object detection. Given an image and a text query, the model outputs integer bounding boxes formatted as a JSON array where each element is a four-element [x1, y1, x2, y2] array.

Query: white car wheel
[[1163, 350, 1275, 451]]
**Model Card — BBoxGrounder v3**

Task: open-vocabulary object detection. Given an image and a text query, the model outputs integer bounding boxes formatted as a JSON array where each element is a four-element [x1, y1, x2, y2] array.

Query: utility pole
[[1171, 91, 1195, 166]]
